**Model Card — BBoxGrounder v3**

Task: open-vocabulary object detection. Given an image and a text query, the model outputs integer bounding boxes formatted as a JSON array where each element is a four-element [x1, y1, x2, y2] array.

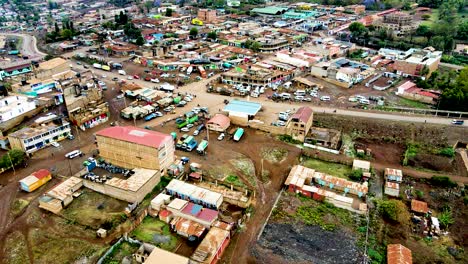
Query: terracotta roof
[[387, 244, 412, 264], [398, 81, 417, 91], [207, 114, 230, 129], [32, 169, 51, 180], [96, 126, 172, 149], [291, 106, 313, 123], [411, 199, 428, 214]]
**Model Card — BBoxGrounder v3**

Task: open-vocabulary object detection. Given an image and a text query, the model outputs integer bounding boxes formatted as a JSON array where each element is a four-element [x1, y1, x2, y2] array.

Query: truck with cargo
[[187, 115, 199, 124], [198, 66, 206, 78], [196, 140, 208, 154], [182, 136, 195, 150]]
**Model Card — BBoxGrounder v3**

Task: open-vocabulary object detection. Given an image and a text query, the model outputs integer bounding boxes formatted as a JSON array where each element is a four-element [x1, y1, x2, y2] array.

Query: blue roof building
[[224, 100, 262, 116]]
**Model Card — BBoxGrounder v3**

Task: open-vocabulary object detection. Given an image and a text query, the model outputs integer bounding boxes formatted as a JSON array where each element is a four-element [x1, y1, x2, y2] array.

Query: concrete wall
[[248, 121, 286, 135], [313, 113, 466, 146]]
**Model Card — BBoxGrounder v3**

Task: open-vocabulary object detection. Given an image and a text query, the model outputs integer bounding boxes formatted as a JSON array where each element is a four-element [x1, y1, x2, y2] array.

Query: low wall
[[248, 122, 286, 135]]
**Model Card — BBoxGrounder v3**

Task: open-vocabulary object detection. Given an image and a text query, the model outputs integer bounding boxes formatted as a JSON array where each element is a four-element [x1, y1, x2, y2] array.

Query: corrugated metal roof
[[411, 200, 428, 214], [223, 100, 262, 116], [105, 168, 158, 192], [96, 126, 172, 149], [47, 177, 83, 201], [387, 244, 412, 264]]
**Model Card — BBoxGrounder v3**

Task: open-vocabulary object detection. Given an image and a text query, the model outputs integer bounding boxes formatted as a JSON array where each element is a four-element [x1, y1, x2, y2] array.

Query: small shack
[[411, 199, 428, 214], [207, 114, 231, 132], [19, 169, 52, 192], [353, 159, 370, 172], [387, 244, 413, 264]]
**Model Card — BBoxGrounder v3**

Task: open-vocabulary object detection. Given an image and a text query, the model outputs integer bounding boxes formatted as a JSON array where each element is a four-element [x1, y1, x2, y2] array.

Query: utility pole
[[7, 151, 15, 175]]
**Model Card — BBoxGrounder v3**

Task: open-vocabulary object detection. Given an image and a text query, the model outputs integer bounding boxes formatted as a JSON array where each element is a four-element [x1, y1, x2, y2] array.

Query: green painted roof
[[252, 6, 289, 15]]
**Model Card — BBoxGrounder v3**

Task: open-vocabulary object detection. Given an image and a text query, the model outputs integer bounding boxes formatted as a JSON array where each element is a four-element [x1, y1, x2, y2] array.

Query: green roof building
[[251, 6, 289, 16]]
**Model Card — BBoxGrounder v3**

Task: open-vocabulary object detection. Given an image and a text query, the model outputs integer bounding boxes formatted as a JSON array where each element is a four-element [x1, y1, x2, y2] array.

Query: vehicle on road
[[65, 150, 83, 159], [320, 96, 331, 101], [127, 76, 133, 80], [144, 76, 151, 81], [304, 97, 312, 102], [197, 140, 208, 154], [276, 120, 286, 126], [218, 133, 225, 141], [116, 94, 124, 99], [177, 100, 187, 107], [51, 141, 60, 148], [144, 113, 158, 121], [133, 75, 140, 79], [83, 65, 89, 69], [118, 70, 126, 75], [233, 128, 244, 142], [151, 78, 160, 83], [452, 119, 464, 125], [112, 77, 119, 81], [181, 127, 190, 132], [76, 61, 82, 65], [154, 111, 163, 117], [186, 124, 194, 128], [68, 134, 75, 140]]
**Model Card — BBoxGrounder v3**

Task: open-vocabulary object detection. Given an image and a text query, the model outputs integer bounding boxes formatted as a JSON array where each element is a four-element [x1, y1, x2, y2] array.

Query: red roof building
[[95, 126, 175, 171], [287, 106, 314, 142], [207, 114, 231, 132], [411, 200, 428, 214], [387, 244, 412, 264], [32, 169, 51, 180]]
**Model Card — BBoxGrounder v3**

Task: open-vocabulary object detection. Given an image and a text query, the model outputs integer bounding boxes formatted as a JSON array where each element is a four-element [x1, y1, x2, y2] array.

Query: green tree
[[165, 8, 173, 17], [135, 35, 145, 46], [250, 41, 261, 52], [207, 31, 217, 40], [189, 27, 198, 38], [439, 67, 468, 111], [348, 22, 367, 37], [415, 24, 433, 43], [144, 1, 153, 13], [457, 20, 468, 40], [44, 54, 54, 61], [377, 200, 409, 224], [0, 149, 25, 169], [348, 169, 363, 181], [61, 29, 73, 40]]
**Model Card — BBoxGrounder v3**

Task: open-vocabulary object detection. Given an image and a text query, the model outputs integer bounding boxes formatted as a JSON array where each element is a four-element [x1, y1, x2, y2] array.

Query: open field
[[62, 189, 128, 229], [130, 217, 179, 251], [301, 157, 352, 179]]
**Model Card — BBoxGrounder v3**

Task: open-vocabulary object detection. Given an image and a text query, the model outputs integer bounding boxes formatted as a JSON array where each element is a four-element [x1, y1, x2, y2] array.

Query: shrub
[[348, 169, 363, 181], [439, 209, 454, 229], [421, 14, 431, 20], [278, 134, 302, 144], [438, 147, 455, 158], [415, 190, 424, 200], [377, 200, 409, 224], [429, 176, 457, 188]]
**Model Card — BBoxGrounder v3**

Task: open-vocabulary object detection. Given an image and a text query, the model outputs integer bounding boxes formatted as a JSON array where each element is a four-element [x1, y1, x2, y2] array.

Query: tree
[[61, 29, 73, 40], [44, 54, 54, 61], [415, 25, 433, 43], [348, 169, 363, 181], [457, 20, 468, 40], [377, 200, 409, 224], [349, 22, 367, 37], [439, 67, 468, 111], [144, 1, 153, 13], [165, 8, 173, 17], [207, 31, 217, 40], [250, 41, 261, 52], [189, 27, 198, 38], [136, 35, 145, 46], [0, 149, 25, 169]]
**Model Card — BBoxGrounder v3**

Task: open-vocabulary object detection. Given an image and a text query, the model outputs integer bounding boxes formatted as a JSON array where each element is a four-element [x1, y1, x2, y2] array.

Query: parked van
[[359, 99, 370, 105], [294, 90, 306, 96], [280, 93, 291, 100], [65, 150, 82, 159], [118, 70, 126, 75]]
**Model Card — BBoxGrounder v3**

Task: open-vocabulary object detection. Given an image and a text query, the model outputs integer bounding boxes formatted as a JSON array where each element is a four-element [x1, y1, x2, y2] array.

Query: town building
[[39, 176, 83, 214], [166, 198, 219, 228], [0, 62, 33, 80], [96, 126, 175, 173], [144, 247, 190, 264], [206, 114, 230, 132], [171, 217, 206, 239], [8, 119, 71, 154], [165, 179, 223, 209], [396, 81, 439, 105], [305, 127, 341, 150], [353, 159, 371, 172], [287, 106, 313, 142], [376, 12, 417, 36], [83, 168, 161, 203], [191, 227, 230, 264], [0, 94, 36, 123], [34, 58, 70, 80], [385, 168, 403, 183], [392, 48, 442, 78], [221, 64, 294, 89], [197, 9, 216, 23], [387, 244, 413, 264], [68, 101, 110, 131], [223, 100, 261, 126], [19, 169, 52, 193], [384, 181, 400, 197]]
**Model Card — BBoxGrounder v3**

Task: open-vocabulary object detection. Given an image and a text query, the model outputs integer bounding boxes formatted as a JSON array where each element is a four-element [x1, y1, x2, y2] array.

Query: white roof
[[168, 198, 188, 210], [19, 175, 39, 186], [353, 159, 370, 170]]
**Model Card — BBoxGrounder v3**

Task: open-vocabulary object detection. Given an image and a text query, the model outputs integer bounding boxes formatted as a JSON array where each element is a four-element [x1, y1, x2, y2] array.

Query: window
[[301, 124, 305, 128]]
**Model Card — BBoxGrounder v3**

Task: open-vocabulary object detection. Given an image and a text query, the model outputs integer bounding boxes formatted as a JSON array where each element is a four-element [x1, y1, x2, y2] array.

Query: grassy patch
[[398, 97, 429, 109], [10, 199, 29, 217], [102, 241, 140, 264], [302, 157, 352, 179], [295, 201, 353, 231], [225, 175, 246, 188], [261, 147, 288, 163], [30, 228, 105, 263], [4, 231, 30, 264], [402, 143, 419, 166], [61, 190, 127, 229], [420, 9, 438, 27], [278, 134, 302, 145], [130, 217, 178, 251], [230, 158, 257, 187]]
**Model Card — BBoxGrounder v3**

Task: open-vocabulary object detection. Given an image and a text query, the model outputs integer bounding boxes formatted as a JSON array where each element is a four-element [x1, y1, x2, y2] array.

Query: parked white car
[[218, 133, 225, 141], [51, 141, 60, 148], [151, 78, 160, 83], [320, 96, 331, 101]]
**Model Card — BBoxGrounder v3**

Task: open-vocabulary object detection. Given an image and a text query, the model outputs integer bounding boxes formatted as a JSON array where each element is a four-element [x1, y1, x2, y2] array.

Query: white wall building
[[0, 95, 36, 123], [8, 121, 71, 153]]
